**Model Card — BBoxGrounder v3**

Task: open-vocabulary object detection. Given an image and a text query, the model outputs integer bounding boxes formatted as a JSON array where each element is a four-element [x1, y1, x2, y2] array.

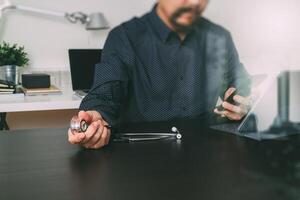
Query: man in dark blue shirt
[[68, 0, 251, 149]]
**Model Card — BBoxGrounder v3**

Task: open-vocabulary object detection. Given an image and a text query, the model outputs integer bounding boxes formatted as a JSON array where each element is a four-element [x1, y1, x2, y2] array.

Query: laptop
[[68, 49, 102, 98]]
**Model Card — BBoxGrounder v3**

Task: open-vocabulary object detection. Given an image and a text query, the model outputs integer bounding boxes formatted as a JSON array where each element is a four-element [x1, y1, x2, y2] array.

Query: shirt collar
[[148, 4, 172, 43]]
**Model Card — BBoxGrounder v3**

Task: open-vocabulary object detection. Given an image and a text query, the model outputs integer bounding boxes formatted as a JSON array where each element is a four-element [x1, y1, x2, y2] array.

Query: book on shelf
[[0, 79, 17, 95], [0, 87, 15, 92], [22, 85, 62, 96], [0, 91, 14, 94], [0, 84, 14, 88], [0, 79, 15, 88], [0, 87, 24, 98], [0, 80, 25, 98]]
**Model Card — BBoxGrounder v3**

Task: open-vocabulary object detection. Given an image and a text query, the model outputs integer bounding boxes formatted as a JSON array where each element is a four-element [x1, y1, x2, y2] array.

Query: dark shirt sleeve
[[79, 28, 130, 126], [222, 32, 252, 98]]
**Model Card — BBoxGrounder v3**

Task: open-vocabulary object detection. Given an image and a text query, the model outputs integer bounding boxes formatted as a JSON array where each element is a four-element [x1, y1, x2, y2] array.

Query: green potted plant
[[0, 41, 29, 85]]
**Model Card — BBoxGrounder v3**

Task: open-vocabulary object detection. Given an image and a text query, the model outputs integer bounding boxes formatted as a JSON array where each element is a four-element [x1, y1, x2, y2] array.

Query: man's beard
[[169, 7, 201, 33]]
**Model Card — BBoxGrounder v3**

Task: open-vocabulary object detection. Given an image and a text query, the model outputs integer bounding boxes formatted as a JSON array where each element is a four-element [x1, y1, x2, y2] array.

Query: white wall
[[1, 0, 300, 74], [0, 0, 156, 71], [204, 0, 300, 75]]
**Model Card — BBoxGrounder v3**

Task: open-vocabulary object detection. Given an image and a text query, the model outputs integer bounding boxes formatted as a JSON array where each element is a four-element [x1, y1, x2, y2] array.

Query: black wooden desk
[[0, 121, 300, 200]]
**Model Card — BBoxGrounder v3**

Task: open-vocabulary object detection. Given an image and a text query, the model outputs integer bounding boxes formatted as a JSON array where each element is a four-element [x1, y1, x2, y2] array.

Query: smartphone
[[217, 90, 238, 111]]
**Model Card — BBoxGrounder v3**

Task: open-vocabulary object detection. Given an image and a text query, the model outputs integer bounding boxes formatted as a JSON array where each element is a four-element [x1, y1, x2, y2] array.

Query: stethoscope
[[113, 127, 182, 142], [70, 119, 182, 142]]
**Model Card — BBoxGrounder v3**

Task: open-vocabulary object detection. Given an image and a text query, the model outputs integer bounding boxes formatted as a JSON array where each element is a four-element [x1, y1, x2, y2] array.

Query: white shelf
[[0, 92, 81, 112], [0, 71, 82, 113]]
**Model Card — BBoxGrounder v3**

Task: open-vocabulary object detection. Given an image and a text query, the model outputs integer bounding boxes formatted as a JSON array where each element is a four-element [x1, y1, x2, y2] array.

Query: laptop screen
[[68, 49, 102, 91]]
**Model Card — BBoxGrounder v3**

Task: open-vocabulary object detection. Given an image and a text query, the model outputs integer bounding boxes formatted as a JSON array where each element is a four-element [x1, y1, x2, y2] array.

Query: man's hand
[[68, 110, 111, 149], [214, 87, 251, 121]]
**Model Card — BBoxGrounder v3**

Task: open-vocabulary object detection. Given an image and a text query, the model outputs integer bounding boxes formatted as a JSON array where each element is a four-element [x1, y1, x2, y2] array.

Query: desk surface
[[0, 122, 300, 200]]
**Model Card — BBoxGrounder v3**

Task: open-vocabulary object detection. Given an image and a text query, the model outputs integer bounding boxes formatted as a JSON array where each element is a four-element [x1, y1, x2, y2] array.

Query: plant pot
[[0, 65, 20, 85]]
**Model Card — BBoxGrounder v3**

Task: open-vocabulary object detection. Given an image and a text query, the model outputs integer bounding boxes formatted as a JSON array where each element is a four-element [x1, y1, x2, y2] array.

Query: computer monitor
[[68, 49, 102, 97]]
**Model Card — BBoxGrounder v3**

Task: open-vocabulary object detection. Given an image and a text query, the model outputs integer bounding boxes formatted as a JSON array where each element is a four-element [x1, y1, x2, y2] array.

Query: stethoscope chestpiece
[[70, 116, 89, 133]]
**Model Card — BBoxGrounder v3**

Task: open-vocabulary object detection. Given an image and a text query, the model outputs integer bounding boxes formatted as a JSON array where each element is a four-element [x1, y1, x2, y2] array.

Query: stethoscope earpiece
[[172, 127, 182, 140]]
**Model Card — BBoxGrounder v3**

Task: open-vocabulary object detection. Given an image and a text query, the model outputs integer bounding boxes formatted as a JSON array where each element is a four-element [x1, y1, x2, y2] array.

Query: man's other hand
[[214, 87, 251, 121]]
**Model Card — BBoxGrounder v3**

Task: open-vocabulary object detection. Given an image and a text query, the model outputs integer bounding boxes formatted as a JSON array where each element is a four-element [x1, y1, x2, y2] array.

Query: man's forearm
[[79, 81, 125, 126]]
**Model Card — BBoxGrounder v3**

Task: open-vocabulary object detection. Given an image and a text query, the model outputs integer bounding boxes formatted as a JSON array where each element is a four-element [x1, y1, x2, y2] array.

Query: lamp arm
[[0, 0, 12, 18], [0, 0, 11, 10], [13, 4, 66, 18], [4, 4, 89, 24], [0, 0, 109, 30]]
